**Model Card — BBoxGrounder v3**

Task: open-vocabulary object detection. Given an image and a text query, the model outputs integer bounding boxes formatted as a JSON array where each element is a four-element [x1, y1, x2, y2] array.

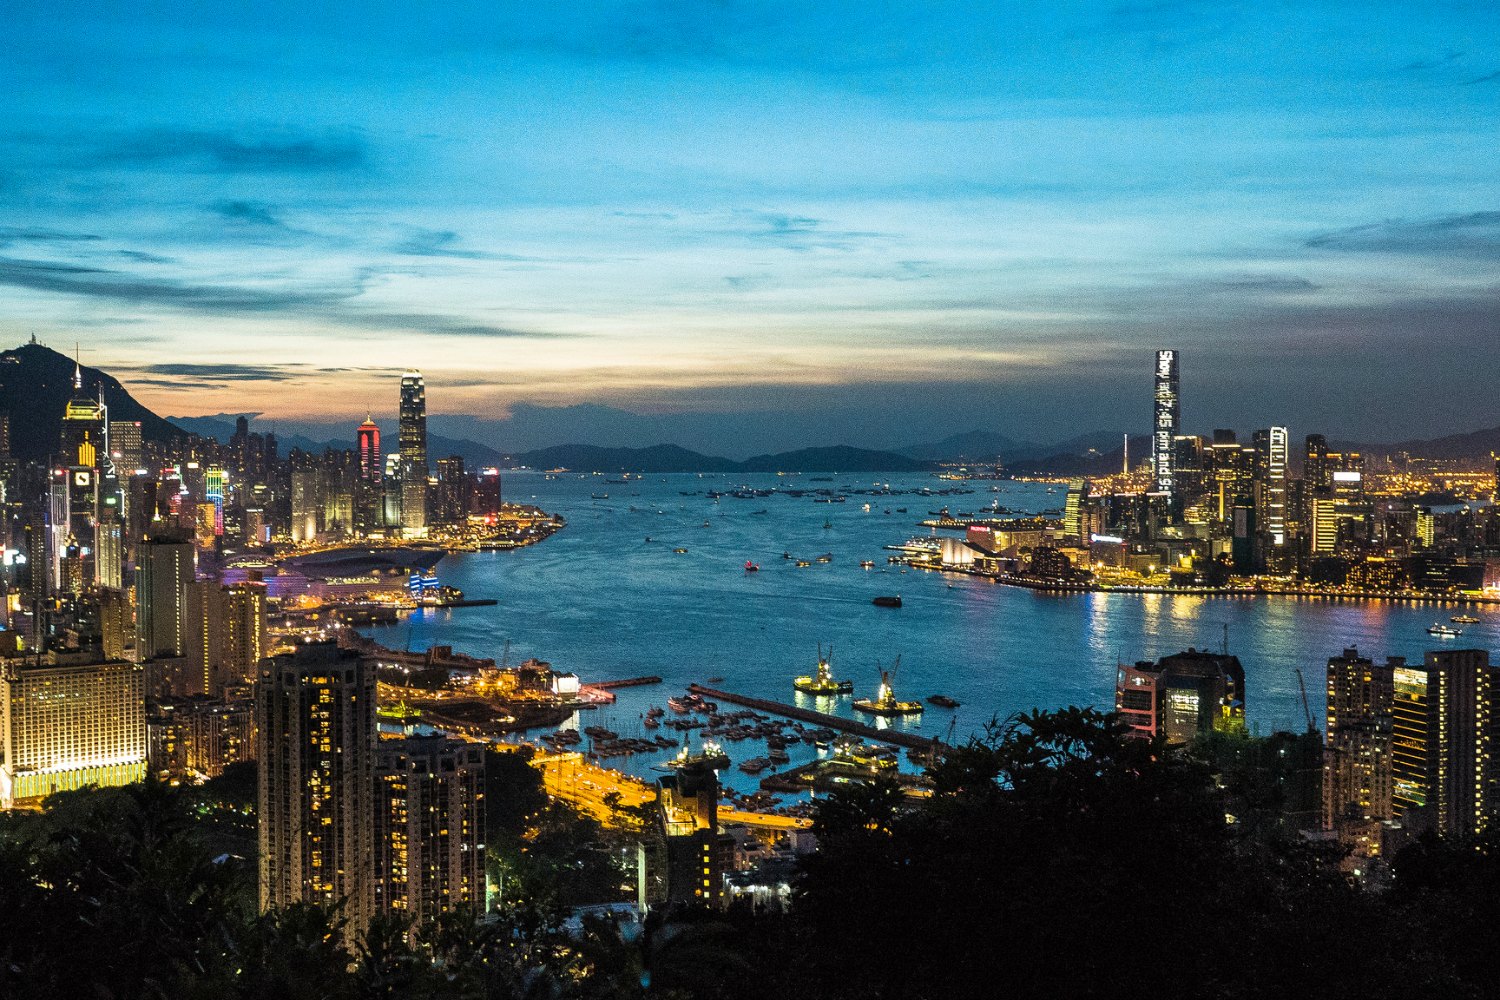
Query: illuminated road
[[535, 751, 812, 831]]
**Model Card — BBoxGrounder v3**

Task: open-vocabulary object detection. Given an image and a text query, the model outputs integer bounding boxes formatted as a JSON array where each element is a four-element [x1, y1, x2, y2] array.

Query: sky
[[1, 1, 1498, 456]]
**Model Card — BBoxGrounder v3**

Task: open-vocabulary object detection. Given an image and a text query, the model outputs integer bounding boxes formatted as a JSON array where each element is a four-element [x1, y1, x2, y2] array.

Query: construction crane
[[1294, 668, 1316, 733]]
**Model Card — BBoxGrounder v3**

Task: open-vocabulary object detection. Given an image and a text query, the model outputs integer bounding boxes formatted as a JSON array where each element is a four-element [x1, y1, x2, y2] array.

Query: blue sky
[[1, 1, 1498, 453]]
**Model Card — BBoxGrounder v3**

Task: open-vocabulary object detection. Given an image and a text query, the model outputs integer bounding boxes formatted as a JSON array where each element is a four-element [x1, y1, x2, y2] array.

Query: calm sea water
[[364, 472, 1496, 792]]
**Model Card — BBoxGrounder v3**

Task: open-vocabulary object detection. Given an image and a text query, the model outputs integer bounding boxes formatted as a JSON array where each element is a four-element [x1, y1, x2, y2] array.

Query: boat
[[667, 697, 691, 713], [794, 650, 854, 696], [643, 716, 660, 729], [822, 520, 833, 530], [860, 560, 875, 569], [927, 694, 961, 709], [1428, 623, 1464, 638], [872, 595, 903, 608], [1452, 614, 1481, 624], [768, 748, 790, 765], [816, 553, 832, 563], [796, 559, 812, 568], [652, 740, 730, 772], [744, 560, 760, 572], [591, 492, 609, 499], [853, 669, 924, 717], [673, 547, 689, 554], [739, 756, 772, 775]]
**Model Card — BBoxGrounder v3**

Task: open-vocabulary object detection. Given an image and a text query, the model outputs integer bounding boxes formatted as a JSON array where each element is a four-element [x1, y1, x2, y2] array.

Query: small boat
[[927, 694, 960, 709], [853, 668, 924, 716], [768, 748, 790, 765], [860, 560, 875, 569], [1452, 614, 1481, 624], [673, 547, 689, 554], [872, 595, 902, 608], [782, 551, 793, 559], [744, 560, 760, 572], [739, 756, 772, 775], [823, 520, 833, 530], [796, 559, 812, 568], [643, 716, 660, 729], [1428, 623, 1463, 638], [816, 553, 832, 563], [591, 492, 609, 499], [644, 536, 653, 542]]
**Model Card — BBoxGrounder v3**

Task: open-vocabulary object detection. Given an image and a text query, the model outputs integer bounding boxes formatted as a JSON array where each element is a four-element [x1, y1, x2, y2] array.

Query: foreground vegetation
[[4, 711, 1500, 998]]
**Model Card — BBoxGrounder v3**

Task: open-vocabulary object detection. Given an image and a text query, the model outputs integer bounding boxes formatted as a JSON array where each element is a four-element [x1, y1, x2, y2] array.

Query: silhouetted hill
[[1007, 435, 1152, 476], [168, 413, 506, 468], [898, 428, 1137, 463], [513, 443, 740, 473], [738, 445, 932, 473], [512, 442, 930, 473], [0, 341, 182, 462], [1380, 426, 1500, 460]]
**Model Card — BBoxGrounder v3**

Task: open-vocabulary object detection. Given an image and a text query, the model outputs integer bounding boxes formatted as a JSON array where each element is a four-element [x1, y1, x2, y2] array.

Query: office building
[[357, 415, 382, 482], [256, 641, 376, 932], [1, 652, 147, 808], [1324, 648, 1395, 842], [1114, 649, 1246, 745], [374, 736, 487, 922], [135, 535, 193, 661], [399, 371, 427, 536], [657, 758, 731, 907], [1391, 648, 1492, 838], [1152, 349, 1179, 501]]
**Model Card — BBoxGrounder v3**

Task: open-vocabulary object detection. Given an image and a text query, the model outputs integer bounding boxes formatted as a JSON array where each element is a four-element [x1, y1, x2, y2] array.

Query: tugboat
[[853, 667, 924, 717], [1452, 614, 1481, 624], [872, 595, 903, 608], [794, 648, 854, 696], [1428, 623, 1464, 638]]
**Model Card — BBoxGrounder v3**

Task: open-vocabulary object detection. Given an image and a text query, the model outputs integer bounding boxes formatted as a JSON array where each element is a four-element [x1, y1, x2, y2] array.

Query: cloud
[[0, 226, 101, 246], [390, 228, 508, 260], [1401, 50, 1463, 72], [1305, 211, 1500, 257], [213, 200, 283, 226], [132, 363, 302, 382], [83, 128, 366, 173], [1463, 69, 1500, 85], [116, 250, 177, 264], [0, 255, 356, 312]]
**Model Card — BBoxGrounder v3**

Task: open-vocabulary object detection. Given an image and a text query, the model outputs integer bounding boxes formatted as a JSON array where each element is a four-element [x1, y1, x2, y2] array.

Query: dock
[[686, 684, 944, 752], [590, 676, 664, 689]]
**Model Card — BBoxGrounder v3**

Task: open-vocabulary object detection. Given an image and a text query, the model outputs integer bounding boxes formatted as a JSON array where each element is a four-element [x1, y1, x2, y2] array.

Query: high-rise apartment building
[[374, 736, 487, 922], [1391, 648, 1492, 838], [1, 652, 147, 808], [108, 420, 143, 472], [399, 371, 427, 536], [135, 535, 193, 661], [1324, 648, 1395, 841], [256, 641, 376, 933], [657, 758, 731, 907], [1114, 649, 1246, 745]]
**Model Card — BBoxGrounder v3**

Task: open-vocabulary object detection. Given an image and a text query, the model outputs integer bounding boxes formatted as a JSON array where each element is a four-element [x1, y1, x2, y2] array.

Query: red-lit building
[[357, 416, 381, 482]]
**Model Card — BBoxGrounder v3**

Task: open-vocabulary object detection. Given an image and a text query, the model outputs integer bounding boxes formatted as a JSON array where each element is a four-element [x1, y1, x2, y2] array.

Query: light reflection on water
[[366, 472, 1496, 792]]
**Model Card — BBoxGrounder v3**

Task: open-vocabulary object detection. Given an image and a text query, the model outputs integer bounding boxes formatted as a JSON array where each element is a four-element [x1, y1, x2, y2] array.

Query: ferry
[[1428, 623, 1464, 638], [1452, 614, 1481, 624], [854, 670, 924, 717], [794, 651, 854, 696]]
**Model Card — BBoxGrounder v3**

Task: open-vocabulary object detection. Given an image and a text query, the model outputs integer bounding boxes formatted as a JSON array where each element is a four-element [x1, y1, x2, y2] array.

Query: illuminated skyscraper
[[1261, 427, 1288, 546], [399, 371, 427, 535], [187, 577, 266, 697], [256, 640, 376, 934], [1391, 648, 1492, 838], [357, 415, 382, 482], [1, 651, 147, 808], [1152, 350, 1179, 501], [374, 736, 487, 922]]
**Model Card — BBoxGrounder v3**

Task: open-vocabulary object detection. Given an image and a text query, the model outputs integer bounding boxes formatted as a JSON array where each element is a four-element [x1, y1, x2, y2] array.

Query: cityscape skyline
[[2, 3, 1498, 449]]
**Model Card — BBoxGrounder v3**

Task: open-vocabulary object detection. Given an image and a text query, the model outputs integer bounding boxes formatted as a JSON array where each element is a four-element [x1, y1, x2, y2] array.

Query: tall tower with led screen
[[399, 372, 427, 535], [1153, 350, 1179, 500]]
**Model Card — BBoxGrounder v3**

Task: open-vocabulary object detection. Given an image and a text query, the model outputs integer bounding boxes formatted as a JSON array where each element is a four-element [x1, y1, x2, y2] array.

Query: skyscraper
[[1391, 648, 1492, 838], [1, 651, 147, 808], [1152, 350, 1179, 501], [374, 736, 487, 922], [135, 535, 193, 661], [186, 577, 266, 697], [1324, 647, 1395, 842], [399, 371, 427, 536], [357, 416, 382, 482], [657, 757, 730, 907], [256, 640, 376, 934]]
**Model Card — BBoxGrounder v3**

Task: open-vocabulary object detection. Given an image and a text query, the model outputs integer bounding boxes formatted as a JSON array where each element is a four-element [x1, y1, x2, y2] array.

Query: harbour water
[[364, 472, 1498, 793]]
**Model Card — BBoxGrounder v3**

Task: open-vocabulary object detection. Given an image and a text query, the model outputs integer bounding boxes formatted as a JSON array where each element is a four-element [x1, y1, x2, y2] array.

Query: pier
[[589, 676, 664, 689], [686, 684, 944, 752]]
